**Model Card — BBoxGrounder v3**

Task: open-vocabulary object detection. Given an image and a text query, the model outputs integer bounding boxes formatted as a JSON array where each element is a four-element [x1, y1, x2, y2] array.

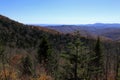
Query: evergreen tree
[[47, 49, 60, 80], [37, 36, 50, 64], [116, 43, 120, 80], [37, 35, 59, 79], [61, 31, 88, 80], [88, 37, 104, 80]]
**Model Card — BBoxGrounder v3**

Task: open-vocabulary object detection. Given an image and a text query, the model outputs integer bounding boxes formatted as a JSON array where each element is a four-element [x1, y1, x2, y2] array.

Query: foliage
[[37, 36, 50, 64], [0, 15, 120, 80], [20, 55, 33, 76], [61, 32, 89, 80], [0, 68, 18, 80], [88, 37, 104, 80]]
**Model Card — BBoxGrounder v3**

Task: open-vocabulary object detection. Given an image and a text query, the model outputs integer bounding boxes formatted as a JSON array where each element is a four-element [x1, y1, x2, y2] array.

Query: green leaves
[[61, 35, 89, 79]]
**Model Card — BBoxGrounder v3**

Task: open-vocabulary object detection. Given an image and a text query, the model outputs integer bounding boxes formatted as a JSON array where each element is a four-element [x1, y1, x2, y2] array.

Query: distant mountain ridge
[[37, 23, 120, 28], [42, 23, 120, 40]]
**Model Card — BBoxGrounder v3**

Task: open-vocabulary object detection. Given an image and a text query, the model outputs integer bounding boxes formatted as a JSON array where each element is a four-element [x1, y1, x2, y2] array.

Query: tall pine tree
[[61, 31, 88, 80], [88, 37, 104, 80], [37, 36, 50, 64], [37, 35, 59, 78]]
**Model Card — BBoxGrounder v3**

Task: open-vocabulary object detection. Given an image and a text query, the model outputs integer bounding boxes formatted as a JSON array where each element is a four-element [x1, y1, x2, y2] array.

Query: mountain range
[[41, 23, 120, 41], [1, 14, 120, 41]]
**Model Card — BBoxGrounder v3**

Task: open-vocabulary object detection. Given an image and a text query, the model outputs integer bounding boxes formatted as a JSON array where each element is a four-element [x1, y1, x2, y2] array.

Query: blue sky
[[0, 0, 120, 24]]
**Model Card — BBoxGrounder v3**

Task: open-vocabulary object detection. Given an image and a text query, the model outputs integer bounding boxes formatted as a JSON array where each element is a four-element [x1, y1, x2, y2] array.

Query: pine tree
[[37, 35, 59, 79], [88, 37, 104, 80], [37, 36, 50, 64], [116, 43, 120, 80], [61, 31, 88, 80]]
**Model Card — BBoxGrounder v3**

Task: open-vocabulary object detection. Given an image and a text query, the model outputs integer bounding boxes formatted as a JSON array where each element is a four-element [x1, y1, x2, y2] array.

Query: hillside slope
[[0, 15, 61, 48]]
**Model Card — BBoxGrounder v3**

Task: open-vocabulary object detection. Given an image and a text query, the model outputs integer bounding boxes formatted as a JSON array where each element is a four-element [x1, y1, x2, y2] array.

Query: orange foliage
[[0, 68, 18, 80], [39, 74, 51, 80], [30, 74, 52, 80]]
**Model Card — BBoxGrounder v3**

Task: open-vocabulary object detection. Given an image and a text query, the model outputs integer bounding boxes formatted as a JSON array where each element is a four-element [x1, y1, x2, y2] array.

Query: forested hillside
[[0, 15, 120, 80]]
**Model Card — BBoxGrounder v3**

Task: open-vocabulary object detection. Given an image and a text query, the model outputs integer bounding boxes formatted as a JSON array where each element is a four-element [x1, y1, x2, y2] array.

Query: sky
[[0, 0, 120, 24]]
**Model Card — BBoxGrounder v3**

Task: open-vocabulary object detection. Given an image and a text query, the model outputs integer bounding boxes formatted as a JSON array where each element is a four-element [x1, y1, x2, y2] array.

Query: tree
[[37, 36, 50, 64], [37, 35, 59, 79], [88, 37, 104, 80], [47, 49, 60, 80], [116, 43, 120, 80], [61, 31, 89, 80]]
